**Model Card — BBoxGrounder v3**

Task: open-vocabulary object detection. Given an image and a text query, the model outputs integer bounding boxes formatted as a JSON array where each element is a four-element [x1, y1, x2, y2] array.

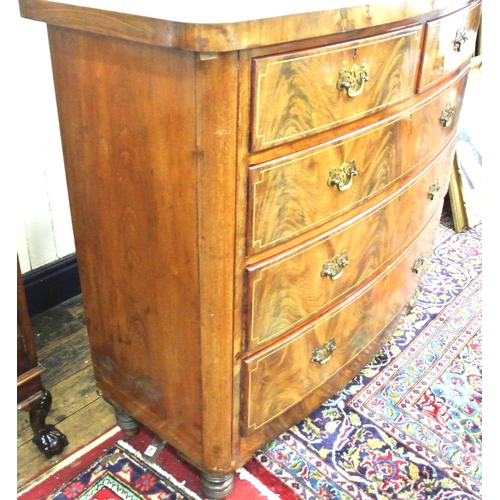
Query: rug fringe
[[117, 439, 204, 500], [117, 439, 282, 500]]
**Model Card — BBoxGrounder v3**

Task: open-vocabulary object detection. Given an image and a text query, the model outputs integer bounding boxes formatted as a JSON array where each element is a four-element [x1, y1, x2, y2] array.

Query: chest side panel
[[47, 26, 205, 459]]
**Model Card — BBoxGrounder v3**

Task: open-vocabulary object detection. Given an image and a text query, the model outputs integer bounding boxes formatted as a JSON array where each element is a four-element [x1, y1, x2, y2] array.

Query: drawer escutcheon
[[337, 63, 369, 97], [327, 160, 358, 191], [321, 250, 349, 280], [310, 337, 336, 364]]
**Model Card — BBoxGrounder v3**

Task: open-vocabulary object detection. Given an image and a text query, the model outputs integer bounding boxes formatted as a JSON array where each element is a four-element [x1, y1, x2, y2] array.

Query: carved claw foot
[[32, 424, 69, 458], [23, 389, 68, 458], [201, 472, 234, 499]]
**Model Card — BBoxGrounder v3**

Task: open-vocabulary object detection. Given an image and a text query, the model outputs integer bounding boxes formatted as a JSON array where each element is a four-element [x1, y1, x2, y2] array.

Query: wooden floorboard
[[17, 295, 114, 490], [31, 295, 87, 352], [17, 366, 101, 447]]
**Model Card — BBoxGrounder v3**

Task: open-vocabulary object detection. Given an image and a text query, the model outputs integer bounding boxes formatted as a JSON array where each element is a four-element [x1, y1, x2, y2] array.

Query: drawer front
[[419, 1, 481, 92], [242, 205, 441, 433], [246, 140, 454, 349], [248, 74, 467, 254], [251, 26, 422, 151]]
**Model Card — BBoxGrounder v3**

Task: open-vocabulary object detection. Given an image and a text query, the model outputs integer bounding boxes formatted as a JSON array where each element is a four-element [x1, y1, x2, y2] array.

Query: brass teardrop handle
[[327, 160, 358, 191], [321, 250, 349, 280], [454, 27, 468, 52], [412, 254, 426, 274], [440, 103, 454, 127], [428, 180, 441, 200], [337, 63, 369, 97], [311, 337, 336, 364]]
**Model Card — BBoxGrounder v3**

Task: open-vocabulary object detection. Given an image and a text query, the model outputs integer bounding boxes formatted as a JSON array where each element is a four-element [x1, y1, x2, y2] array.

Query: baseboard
[[22, 254, 81, 317]]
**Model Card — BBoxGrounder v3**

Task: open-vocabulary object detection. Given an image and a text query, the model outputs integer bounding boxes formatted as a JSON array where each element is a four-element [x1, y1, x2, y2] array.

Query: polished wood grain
[[46, 23, 243, 487], [419, 1, 481, 91], [242, 204, 441, 433], [247, 140, 454, 350], [47, 26, 205, 462], [193, 51, 239, 477], [19, 0, 473, 52], [248, 74, 467, 253], [251, 26, 422, 151]]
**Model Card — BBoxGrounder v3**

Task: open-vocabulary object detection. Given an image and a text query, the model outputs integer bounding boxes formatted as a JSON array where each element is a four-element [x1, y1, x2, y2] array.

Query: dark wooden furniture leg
[[18, 389, 68, 458], [17, 257, 68, 458]]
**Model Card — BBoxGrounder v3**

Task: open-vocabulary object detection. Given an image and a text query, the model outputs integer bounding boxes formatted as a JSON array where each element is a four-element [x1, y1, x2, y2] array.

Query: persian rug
[[39, 439, 201, 500], [18, 215, 482, 500], [17, 425, 288, 500]]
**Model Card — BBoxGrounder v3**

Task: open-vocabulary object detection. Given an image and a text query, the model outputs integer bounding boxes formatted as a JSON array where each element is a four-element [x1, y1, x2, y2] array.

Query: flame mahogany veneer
[[19, 0, 481, 497]]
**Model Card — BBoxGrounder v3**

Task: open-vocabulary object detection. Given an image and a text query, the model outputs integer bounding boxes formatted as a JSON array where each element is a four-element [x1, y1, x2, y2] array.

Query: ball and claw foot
[[201, 472, 234, 499], [24, 389, 69, 458], [32, 425, 69, 458]]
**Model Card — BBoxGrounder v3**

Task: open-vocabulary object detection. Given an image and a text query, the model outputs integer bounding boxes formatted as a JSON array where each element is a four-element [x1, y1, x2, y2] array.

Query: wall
[[5, 2, 75, 275]]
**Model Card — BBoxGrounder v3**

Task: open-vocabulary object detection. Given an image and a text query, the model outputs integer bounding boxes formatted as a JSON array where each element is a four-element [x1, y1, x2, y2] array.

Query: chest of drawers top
[[20, 0, 477, 51]]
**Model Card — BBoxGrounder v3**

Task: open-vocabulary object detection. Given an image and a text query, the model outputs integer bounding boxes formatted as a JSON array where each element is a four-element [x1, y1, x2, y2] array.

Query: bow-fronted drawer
[[242, 205, 442, 434], [246, 139, 455, 350], [419, 1, 481, 91], [248, 73, 467, 254], [250, 25, 422, 151]]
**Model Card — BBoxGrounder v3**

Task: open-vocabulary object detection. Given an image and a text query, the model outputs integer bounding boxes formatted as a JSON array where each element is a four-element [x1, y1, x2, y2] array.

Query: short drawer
[[242, 205, 441, 434], [246, 139, 454, 350], [248, 73, 467, 254], [419, 1, 481, 92], [250, 25, 422, 151]]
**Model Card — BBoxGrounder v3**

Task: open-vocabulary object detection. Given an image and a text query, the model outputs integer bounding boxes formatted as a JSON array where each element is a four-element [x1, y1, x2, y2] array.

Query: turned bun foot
[[115, 410, 141, 436], [101, 394, 141, 436], [201, 472, 234, 499]]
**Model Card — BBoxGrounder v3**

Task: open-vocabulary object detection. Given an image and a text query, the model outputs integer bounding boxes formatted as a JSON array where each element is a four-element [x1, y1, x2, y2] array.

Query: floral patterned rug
[[19, 215, 482, 500], [254, 219, 482, 499], [48, 440, 202, 500]]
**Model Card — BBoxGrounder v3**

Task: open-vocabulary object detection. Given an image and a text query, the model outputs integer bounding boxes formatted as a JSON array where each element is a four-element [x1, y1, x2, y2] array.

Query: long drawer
[[419, 1, 481, 92], [250, 25, 422, 151], [246, 139, 454, 350], [248, 73, 466, 254], [242, 204, 442, 434]]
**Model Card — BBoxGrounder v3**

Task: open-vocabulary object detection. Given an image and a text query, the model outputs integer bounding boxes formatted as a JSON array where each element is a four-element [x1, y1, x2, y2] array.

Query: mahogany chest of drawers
[[19, 1, 481, 497]]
